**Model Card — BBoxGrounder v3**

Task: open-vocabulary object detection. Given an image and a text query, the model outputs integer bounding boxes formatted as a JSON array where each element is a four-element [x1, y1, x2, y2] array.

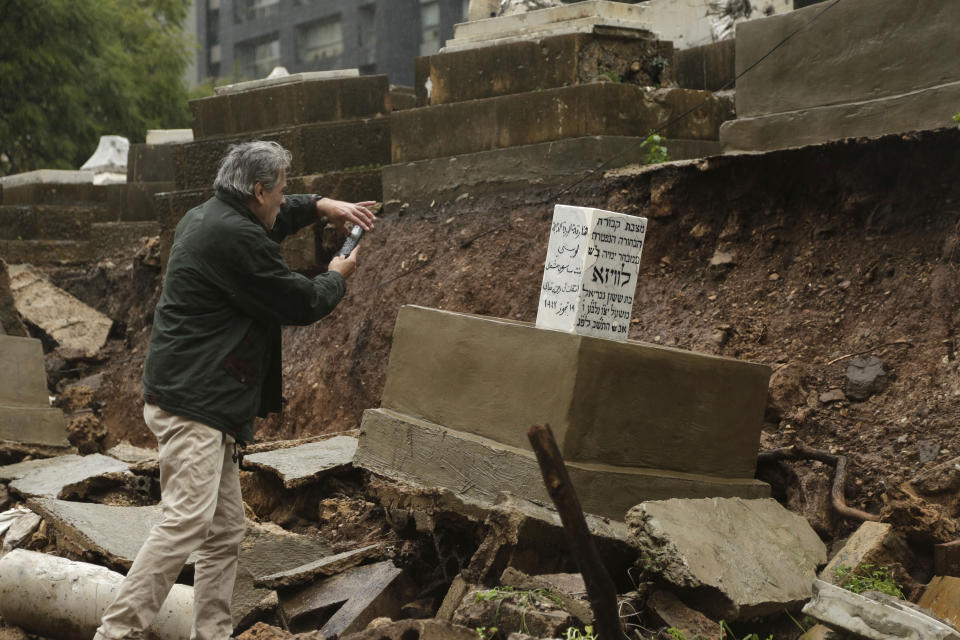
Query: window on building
[[208, 0, 220, 10], [234, 0, 279, 24], [420, 0, 440, 56], [358, 4, 376, 49], [237, 35, 281, 79], [297, 16, 344, 63]]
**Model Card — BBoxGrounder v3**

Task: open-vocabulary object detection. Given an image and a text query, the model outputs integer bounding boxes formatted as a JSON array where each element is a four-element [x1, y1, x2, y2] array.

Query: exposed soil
[[40, 127, 960, 547]]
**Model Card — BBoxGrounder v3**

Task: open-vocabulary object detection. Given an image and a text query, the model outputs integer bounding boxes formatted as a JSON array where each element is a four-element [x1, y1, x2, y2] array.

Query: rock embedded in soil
[[844, 356, 888, 401]]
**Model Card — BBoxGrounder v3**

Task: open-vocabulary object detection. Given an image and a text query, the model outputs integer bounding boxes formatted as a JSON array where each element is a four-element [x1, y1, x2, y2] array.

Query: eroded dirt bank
[[88, 127, 960, 537]]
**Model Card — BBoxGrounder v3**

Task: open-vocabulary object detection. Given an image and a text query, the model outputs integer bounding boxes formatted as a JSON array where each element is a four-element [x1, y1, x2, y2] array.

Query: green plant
[[954, 111, 960, 129], [602, 70, 622, 83], [474, 586, 565, 635], [832, 564, 905, 599], [640, 133, 670, 164], [565, 625, 597, 640], [475, 626, 498, 640], [651, 56, 670, 71]]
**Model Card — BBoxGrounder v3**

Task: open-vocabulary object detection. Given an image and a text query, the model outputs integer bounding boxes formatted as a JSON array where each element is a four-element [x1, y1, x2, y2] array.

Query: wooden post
[[527, 423, 628, 640]]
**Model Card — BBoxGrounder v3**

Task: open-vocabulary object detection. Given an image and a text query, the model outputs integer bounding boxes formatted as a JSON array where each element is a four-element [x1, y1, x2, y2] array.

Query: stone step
[[190, 75, 390, 140], [417, 31, 670, 107], [1, 182, 109, 207], [0, 239, 94, 264], [355, 408, 770, 522], [452, 0, 646, 42], [174, 118, 391, 191], [127, 143, 177, 183], [391, 83, 732, 163], [382, 135, 720, 210], [0, 205, 96, 240]]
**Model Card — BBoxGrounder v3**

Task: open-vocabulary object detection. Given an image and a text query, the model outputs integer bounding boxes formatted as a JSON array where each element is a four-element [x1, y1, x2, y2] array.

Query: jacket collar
[[215, 191, 270, 232]]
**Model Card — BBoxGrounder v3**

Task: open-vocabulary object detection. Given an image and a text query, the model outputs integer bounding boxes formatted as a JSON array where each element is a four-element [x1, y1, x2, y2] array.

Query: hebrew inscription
[[537, 205, 646, 340]]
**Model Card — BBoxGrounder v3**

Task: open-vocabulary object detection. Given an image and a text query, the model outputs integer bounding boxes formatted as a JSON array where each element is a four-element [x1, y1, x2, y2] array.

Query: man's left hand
[[317, 198, 377, 233]]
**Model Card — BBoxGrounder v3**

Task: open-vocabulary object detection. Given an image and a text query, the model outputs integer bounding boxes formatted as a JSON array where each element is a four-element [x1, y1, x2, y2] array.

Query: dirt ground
[[39, 127, 960, 554]]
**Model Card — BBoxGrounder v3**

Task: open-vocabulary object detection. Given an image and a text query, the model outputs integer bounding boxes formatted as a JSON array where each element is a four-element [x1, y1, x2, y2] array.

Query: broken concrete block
[[255, 543, 381, 589], [437, 574, 473, 622], [339, 618, 477, 640], [798, 624, 845, 640], [106, 441, 159, 465], [935, 540, 960, 577], [0, 335, 68, 446], [802, 579, 960, 640], [279, 560, 406, 637], [821, 521, 913, 585], [451, 584, 576, 639], [500, 567, 591, 625], [242, 435, 358, 489], [1, 508, 41, 551], [646, 590, 720, 640], [626, 497, 827, 620], [0, 454, 129, 499], [0, 548, 193, 640], [7, 264, 113, 358], [0, 259, 28, 337], [919, 576, 960, 631]]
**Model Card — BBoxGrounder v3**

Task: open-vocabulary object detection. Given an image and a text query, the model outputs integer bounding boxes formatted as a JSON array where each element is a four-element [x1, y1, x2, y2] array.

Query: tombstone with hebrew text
[[536, 205, 647, 340]]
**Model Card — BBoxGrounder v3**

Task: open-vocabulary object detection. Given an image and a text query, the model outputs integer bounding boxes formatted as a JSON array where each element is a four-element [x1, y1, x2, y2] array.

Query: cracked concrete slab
[[279, 560, 405, 637], [255, 543, 381, 589], [0, 454, 130, 498], [242, 436, 357, 489], [626, 497, 826, 621], [28, 498, 333, 628], [7, 264, 112, 359]]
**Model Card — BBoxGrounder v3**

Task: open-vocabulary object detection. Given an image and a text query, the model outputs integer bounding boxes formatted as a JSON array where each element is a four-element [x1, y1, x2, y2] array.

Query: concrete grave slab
[[918, 576, 960, 632], [242, 435, 357, 489], [213, 69, 359, 95], [536, 204, 646, 340], [7, 264, 112, 358], [28, 498, 333, 628], [146, 129, 193, 144], [1, 455, 130, 499], [192, 75, 389, 139], [391, 84, 732, 163], [803, 579, 960, 640], [255, 543, 381, 589], [377, 306, 770, 479], [721, 0, 960, 152], [626, 497, 826, 620], [0, 335, 69, 447], [278, 560, 405, 637], [0, 170, 94, 189], [357, 409, 768, 522]]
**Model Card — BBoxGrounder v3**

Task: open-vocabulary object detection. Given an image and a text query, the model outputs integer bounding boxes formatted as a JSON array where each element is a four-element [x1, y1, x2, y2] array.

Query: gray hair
[[213, 140, 292, 200]]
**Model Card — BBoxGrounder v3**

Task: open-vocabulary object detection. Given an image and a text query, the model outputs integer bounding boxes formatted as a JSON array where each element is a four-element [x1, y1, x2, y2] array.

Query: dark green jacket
[[142, 192, 346, 443]]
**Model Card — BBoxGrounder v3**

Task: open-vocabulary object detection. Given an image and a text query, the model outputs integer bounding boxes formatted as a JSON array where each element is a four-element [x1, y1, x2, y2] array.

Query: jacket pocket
[[222, 327, 263, 389]]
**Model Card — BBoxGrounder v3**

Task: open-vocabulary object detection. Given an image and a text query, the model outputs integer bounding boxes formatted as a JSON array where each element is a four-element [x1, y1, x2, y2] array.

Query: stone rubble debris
[[7, 263, 113, 359], [0, 453, 130, 499], [802, 579, 960, 640]]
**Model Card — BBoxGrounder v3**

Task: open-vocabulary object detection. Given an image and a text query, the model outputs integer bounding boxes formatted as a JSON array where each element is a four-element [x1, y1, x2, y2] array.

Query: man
[[93, 141, 376, 640]]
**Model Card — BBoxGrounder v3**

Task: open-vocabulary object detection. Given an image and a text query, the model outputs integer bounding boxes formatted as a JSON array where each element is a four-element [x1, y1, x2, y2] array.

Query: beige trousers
[[94, 404, 246, 640]]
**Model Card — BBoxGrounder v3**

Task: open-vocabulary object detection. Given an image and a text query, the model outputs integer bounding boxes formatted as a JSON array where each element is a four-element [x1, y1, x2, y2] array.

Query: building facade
[[195, 0, 467, 87]]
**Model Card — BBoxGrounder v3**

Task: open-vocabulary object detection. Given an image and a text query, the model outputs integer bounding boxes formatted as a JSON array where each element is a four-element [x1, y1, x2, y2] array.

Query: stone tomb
[[0, 335, 68, 447], [537, 204, 646, 340], [355, 306, 771, 521]]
